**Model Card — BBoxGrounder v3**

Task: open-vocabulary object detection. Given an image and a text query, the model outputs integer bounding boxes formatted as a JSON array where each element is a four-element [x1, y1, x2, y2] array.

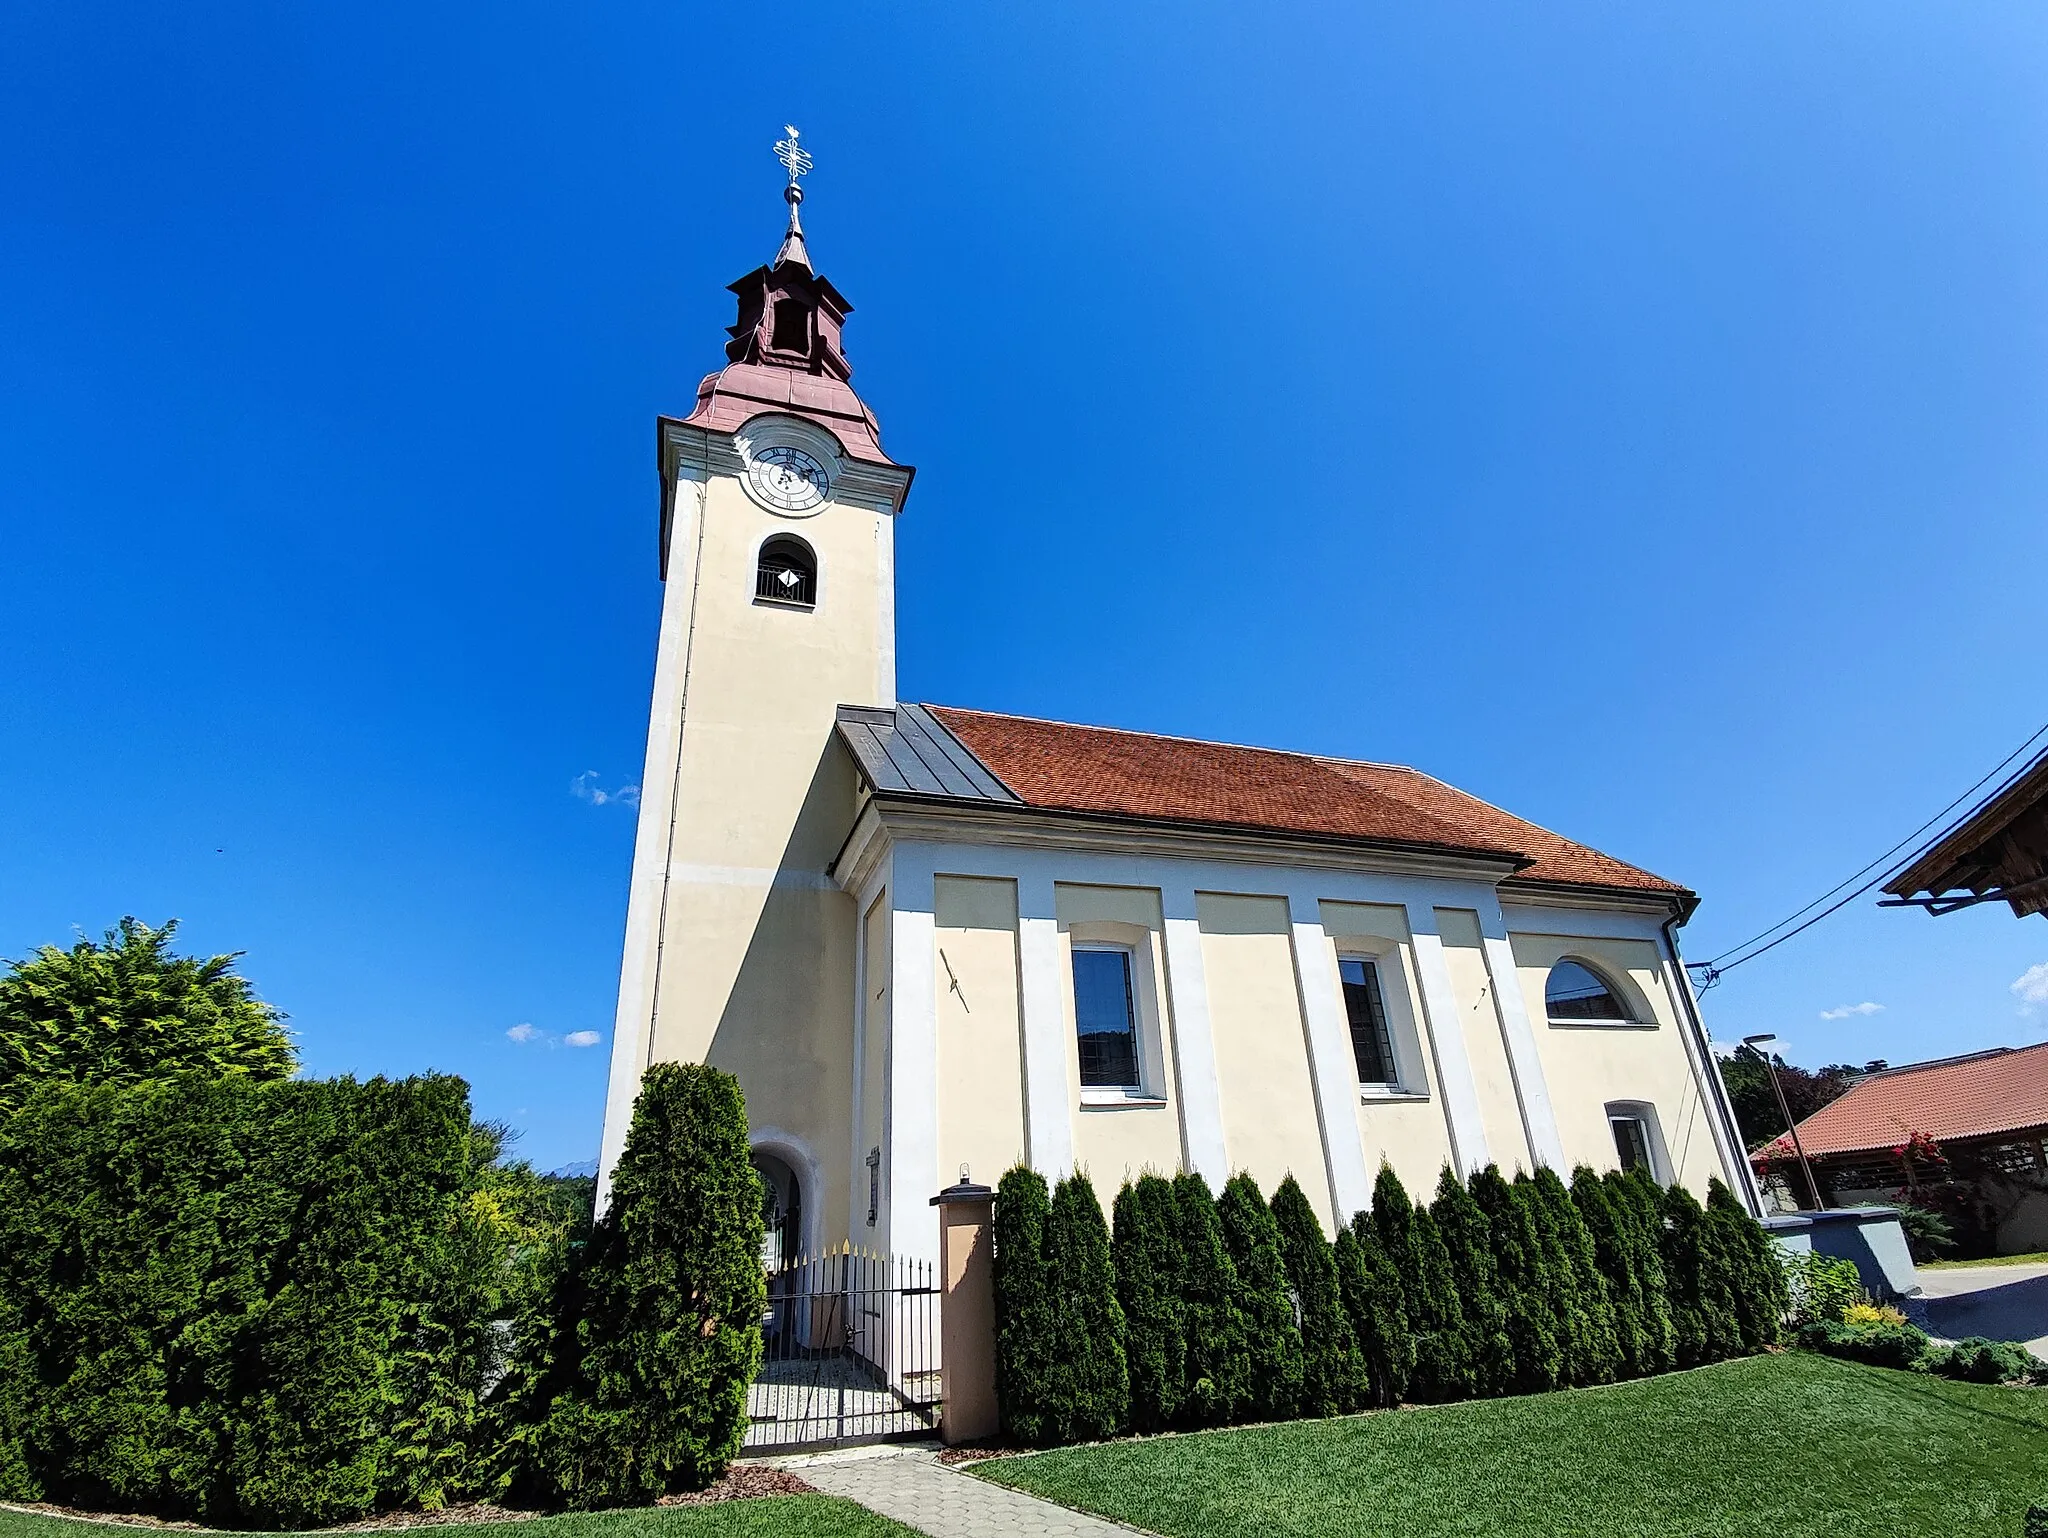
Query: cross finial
[[774, 125, 813, 186]]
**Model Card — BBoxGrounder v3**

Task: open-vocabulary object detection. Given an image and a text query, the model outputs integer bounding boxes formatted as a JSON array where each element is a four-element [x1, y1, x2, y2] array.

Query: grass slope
[[0, 1498, 917, 1538], [977, 1352, 2048, 1538]]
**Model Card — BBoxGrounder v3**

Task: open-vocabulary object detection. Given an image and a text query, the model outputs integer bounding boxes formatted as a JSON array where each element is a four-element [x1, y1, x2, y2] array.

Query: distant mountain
[[549, 1158, 600, 1180]]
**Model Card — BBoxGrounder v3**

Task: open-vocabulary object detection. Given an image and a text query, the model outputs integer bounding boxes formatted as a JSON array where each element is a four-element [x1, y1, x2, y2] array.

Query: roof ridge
[[922, 703, 1415, 774]]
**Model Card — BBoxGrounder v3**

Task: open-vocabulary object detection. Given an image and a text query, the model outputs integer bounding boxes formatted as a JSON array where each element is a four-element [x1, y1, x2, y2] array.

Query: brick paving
[[790, 1447, 1150, 1538]]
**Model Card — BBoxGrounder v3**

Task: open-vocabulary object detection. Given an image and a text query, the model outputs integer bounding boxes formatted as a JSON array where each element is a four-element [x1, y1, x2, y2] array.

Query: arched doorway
[[752, 1149, 804, 1270]]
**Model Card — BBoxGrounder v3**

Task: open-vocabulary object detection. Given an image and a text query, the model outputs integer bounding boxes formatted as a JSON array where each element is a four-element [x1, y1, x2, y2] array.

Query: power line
[[1690, 718, 2048, 986]]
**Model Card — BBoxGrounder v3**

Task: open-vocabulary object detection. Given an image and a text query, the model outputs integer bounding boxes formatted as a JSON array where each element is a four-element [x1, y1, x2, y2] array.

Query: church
[[595, 144, 1756, 1272]]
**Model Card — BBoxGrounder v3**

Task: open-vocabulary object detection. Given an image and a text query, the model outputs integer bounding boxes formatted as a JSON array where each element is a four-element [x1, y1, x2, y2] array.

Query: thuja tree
[[1043, 1174, 1129, 1443], [992, 1166, 1059, 1445], [507, 1064, 764, 1509], [1337, 1216, 1413, 1407], [1468, 1167, 1562, 1394], [1113, 1175, 1186, 1432], [1521, 1168, 1619, 1387], [1218, 1173, 1304, 1422], [1603, 1169, 1676, 1374], [0, 918, 295, 1112], [1707, 1178, 1787, 1351], [1372, 1165, 1467, 1401], [1269, 1176, 1369, 1417], [1170, 1171, 1250, 1427], [1660, 1182, 1740, 1367], [1568, 1165, 1663, 1379], [1431, 1166, 1514, 1397]]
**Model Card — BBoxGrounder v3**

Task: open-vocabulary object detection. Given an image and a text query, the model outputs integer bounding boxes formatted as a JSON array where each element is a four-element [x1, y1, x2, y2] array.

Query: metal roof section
[[835, 704, 1021, 804]]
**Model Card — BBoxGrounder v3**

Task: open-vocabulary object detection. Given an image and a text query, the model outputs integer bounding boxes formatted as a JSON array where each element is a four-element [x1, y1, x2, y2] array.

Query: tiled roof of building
[[842, 705, 1685, 896], [1757, 1041, 2048, 1160]]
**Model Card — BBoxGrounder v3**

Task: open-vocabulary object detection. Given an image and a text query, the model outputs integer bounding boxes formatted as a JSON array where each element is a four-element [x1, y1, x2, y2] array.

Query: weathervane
[[774, 125, 813, 188]]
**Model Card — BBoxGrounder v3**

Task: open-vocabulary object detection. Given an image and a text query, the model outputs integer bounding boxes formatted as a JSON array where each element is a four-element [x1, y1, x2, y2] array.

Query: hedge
[[500, 1062, 764, 1510], [994, 1158, 1788, 1451], [0, 1073, 504, 1527]]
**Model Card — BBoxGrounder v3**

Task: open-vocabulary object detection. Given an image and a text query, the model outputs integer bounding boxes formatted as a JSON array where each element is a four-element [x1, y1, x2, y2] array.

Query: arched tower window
[[755, 534, 817, 608], [1544, 958, 1637, 1024]]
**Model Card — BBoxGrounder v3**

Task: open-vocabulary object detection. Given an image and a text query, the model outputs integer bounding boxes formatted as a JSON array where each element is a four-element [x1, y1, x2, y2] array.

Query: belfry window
[[755, 535, 816, 608], [1544, 958, 1636, 1025], [771, 297, 811, 354]]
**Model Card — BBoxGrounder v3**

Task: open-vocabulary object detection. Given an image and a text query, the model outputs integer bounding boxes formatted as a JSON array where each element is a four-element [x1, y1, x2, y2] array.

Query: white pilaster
[[1288, 894, 1376, 1224], [1160, 889, 1230, 1188], [1477, 896, 1566, 1170], [1406, 904, 1491, 1176], [887, 861, 941, 1265], [1015, 875, 1076, 1178]]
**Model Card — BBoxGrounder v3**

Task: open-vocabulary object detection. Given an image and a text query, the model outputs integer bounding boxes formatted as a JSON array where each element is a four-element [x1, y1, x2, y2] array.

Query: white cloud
[[506, 1023, 541, 1043], [564, 1030, 602, 1048], [1819, 1002, 1884, 1021], [572, 770, 640, 808], [2013, 964, 2048, 1008]]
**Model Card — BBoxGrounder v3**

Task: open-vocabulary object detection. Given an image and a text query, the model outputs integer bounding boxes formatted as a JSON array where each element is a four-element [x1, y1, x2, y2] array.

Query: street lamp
[[1742, 1033, 1824, 1212]]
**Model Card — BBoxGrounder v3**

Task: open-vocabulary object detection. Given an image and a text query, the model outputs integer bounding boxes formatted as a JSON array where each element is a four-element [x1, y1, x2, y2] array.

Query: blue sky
[[4, 3, 2046, 1171]]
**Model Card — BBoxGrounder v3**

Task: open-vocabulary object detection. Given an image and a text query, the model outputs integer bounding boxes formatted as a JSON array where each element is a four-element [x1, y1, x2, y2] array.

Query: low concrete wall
[[1767, 1207, 1920, 1299]]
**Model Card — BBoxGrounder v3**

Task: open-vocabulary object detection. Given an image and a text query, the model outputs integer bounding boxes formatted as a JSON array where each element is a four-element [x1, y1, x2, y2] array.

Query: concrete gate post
[[930, 1175, 998, 1445]]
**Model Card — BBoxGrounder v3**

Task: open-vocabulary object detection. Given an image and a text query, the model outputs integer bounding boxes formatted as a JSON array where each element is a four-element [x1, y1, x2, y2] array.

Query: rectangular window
[[1339, 956, 1398, 1087], [1072, 946, 1140, 1088], [1611, 1115, 1652, 1174]]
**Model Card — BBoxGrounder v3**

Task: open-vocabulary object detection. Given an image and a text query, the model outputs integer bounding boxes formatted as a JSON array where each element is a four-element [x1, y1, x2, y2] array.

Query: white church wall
[[1437, 907, 1537, 1175], [932, 875, 1027, 1194]]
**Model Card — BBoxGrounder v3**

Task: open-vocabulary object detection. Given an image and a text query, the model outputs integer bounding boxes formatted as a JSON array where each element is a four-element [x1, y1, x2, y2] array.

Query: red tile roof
[[1756, 1042, 2048, 1160], [923, 706, 1685, 895]]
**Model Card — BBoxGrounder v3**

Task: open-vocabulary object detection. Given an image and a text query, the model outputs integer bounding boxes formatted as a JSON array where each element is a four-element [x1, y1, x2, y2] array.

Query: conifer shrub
[[1042, 1174, 1129, 1443], [1660, 1181, 1741, 1366], [505, 1063, 764, 1509], [1336, 1217, 1414, 1407], [1112, 1175, 1186, 1433], [0, 1072, 513, 1527], [1604, 1169, 1677, 1372], [1528, 1167, 1619, 1386], [1218, 1172, 1305, 1422], [1373, 1165, 1469, 1401], [2026, 1498, 2048, 1538], [1468, 1167, 1563, 1394], [1706, 1177, 1787, 1351], [1431, 1166, 1514, 1397], [1573, 1166, 1661, 1378], [992, 1165, 1059, 1446], [1269, 1177, 1369, 1417], [1168, 1171, 1250, 1427]]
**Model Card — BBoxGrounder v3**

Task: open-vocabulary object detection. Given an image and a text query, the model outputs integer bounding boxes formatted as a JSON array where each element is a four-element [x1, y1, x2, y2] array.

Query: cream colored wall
[[1055, 884, 1183, 1207], [933, 876, 1027, 1193], [1199, 892, 1337, 1229], [1320, 901, 1458, 1203], [857, 894, 890, 1238], [1438, 908, 1533, 1174], [1509, 930, 1724, 1195], [639, 467, 895, 1251]]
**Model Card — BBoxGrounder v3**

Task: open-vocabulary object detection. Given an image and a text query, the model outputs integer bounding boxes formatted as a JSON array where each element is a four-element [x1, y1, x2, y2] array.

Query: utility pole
[[1743, 1033, 1824, 1211]]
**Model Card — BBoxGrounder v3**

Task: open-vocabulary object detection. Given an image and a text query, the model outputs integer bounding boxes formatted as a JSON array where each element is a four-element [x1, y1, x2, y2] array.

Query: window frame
[[1544, 956, 1648, 1029], [754, 532, 819, 610], [1065, 928, 1167, 1108], [1337, 953, 1403, 1091], [1605, 1099, 1671, 1183]]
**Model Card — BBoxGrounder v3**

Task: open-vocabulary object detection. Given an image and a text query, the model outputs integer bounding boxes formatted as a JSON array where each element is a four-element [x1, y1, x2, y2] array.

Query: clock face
[[748, 445, 830, 513]]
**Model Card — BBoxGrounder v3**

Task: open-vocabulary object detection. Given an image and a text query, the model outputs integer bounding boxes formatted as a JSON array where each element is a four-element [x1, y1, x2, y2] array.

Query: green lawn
[[1923, 1250, 2048, 1270], [0, 1498, 917, 1538], [976, 1352, 2048, 1538]]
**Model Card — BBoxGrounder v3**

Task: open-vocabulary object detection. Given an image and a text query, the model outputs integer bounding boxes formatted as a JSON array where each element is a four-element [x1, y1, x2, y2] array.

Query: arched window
[[1545, 958, 1635, 1024], [755, 534, 816, 608]]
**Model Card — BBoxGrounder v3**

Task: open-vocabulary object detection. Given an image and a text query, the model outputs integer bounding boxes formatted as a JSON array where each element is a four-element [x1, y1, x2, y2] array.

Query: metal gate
[[744, 1245, 941, 1452]]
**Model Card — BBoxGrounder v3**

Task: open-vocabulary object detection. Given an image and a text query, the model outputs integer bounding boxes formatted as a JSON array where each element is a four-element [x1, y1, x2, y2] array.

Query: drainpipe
[[1662, 909, 1768, 1219]]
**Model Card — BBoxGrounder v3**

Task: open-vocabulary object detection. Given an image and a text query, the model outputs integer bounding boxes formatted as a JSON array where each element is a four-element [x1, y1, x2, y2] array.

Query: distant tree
[[1217, 1173, 1304, 1422], [1168, 1172, 1250, 1427], [1716, 1051, 1868, 1150], [1269, 1176, 1368, 1417], [1113, 1175, 1185, 1432], [0, 918, 295, 1111]]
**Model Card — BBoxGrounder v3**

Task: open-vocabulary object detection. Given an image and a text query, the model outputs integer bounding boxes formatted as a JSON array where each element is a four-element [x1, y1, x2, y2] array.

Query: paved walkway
[[1909, 1261, 2048, 1356], [790, 1446, 1149, 1538]]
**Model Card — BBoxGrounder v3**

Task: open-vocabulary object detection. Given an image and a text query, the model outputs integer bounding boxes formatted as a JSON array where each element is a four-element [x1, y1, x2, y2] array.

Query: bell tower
[[597, 131, 915, 1234]]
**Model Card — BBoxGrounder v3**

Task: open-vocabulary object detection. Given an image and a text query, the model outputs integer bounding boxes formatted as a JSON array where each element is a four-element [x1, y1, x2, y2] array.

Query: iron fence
[[744, 1245, 941, 1452]]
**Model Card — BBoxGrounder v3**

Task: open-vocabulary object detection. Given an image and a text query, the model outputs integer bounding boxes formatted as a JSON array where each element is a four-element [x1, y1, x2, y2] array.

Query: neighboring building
[[1754, 1042, 2048, 1255], [1883, 741, 2048, 920], [595, 166, 1757, 1268]]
